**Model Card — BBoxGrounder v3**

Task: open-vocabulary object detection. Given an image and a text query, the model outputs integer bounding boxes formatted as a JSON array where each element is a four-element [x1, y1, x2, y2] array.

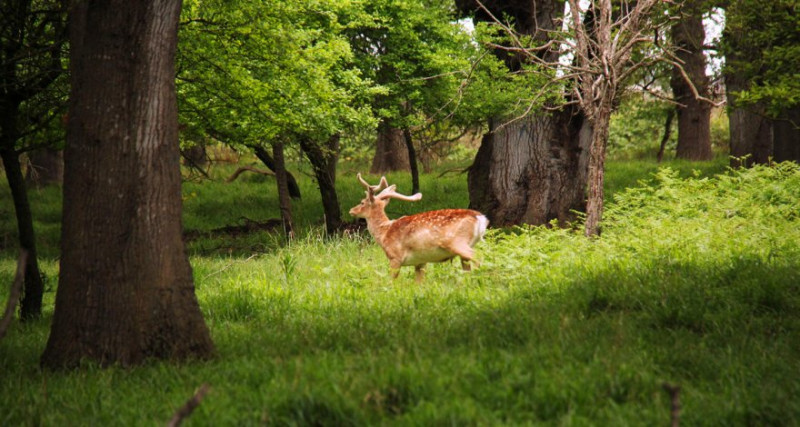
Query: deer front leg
[[460, 257, 471, 271], [414, 264, 426, 282], [390, 259, 402, 280]]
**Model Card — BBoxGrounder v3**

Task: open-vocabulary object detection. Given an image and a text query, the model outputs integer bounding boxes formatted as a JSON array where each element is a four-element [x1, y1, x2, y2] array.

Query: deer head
[[349, 173, 422, 221], [349, 173, 488, 282]]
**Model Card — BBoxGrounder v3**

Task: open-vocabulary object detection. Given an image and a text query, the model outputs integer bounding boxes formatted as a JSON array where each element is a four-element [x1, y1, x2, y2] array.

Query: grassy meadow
[[1, 155, 799, 425]]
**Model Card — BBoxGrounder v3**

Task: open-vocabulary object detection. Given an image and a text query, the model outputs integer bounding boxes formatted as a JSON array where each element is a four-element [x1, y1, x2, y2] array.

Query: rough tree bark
[[300, 134, 342, 234], [370, 119, 410, 174], [670, 0, 712, 161], [468, 114, 591, 226], [460, 0, 591, 227], [41, 0, 214, 368], [727, 98, 772, 167], [584, 104, 612, 236]]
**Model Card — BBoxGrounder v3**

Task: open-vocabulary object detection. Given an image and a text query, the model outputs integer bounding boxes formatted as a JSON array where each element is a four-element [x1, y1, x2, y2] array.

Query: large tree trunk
[[300, 135, 342, 234], [772, 107, 800, 163], [468, 111, 591, 227], [25, 147, 64, 188], [670, 0, 713, 161], [41, 0, 214, 369], [727, 91, 773, 167], [460, 0, 590, 226], [0, 148, 44, 320], [723, 5, 773, 168], [370, 120, 410, 174]]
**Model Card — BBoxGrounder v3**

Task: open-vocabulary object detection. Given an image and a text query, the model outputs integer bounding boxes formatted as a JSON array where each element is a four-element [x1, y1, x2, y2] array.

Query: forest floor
[[1, 155, 799, 425]]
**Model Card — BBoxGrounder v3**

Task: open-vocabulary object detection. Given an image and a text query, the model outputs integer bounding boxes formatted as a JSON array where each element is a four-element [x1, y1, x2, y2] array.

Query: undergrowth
[[0, 160, 798, 425]]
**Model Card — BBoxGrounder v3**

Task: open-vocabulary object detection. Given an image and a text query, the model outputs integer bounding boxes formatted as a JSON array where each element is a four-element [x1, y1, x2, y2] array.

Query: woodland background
[[1, 0, 798, 424]]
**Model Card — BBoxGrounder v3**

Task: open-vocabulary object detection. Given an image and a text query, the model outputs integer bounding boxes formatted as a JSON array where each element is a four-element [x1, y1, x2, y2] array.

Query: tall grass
[[0, 158, 798, 425]]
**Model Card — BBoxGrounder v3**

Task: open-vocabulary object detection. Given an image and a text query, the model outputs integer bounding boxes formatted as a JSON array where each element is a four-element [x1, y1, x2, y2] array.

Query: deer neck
[[365, 210, 393, 245]]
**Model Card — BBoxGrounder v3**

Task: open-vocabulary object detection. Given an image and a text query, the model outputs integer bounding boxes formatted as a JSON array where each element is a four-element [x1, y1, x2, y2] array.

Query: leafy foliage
[[722, 0, 800, 114], [176, 0, 547, 159], [345, 0, 468, 124], [177, 0, 378, 148], [0, 0, 67, 153], [608, 94, 675, 157]]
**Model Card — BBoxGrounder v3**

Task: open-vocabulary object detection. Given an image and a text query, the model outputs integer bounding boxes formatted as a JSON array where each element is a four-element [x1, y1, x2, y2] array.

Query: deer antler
[[357, 173, 389, 194], [376, 185, 422, 202]]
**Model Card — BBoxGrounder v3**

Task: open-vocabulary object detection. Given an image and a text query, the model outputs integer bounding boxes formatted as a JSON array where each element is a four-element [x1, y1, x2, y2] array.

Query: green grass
[[1, 157, 798, 425]]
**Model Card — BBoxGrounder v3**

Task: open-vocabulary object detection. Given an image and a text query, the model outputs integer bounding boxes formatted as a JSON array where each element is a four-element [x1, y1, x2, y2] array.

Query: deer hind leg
[[447, 242, 475, 271]]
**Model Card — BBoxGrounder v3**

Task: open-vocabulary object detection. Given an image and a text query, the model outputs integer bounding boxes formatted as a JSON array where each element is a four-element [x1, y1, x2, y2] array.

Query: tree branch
[[663, 383, 681, 427], [167, 383, 211, 427], [225, 165, 274, 183]]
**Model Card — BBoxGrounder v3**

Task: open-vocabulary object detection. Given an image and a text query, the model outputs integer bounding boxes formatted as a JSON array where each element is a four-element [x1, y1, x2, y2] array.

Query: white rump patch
[[472, 215, 489, 246]]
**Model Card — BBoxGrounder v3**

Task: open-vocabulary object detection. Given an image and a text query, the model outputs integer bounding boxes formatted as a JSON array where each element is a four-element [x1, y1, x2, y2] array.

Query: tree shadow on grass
[[204, 254, 800, 423]]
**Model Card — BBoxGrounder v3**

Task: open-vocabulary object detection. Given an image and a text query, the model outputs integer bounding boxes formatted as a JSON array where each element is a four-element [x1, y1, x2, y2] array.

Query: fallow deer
[[349, 173, 488, 282]]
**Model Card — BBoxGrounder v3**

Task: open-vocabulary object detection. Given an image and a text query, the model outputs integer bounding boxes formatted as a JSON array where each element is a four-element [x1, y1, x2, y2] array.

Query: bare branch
[[225, 166, 275, 183], [167, 383, 211, 427], [661, 58, 726, 107]]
